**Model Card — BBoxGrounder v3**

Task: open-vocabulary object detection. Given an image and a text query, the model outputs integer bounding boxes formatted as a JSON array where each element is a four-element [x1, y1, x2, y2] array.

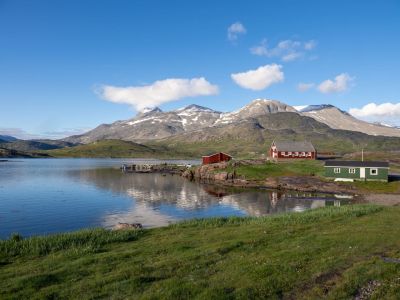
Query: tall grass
[[172, 204, 383, 228], [0, 228, 143, 259], [0, 205, 383, 259]]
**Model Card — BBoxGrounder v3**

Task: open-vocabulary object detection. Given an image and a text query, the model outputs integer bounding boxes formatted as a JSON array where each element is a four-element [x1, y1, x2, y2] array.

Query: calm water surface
[[0, 158, 361, 238]]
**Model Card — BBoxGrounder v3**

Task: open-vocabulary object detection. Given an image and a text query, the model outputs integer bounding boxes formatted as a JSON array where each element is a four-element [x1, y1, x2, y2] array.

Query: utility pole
[[362, 148, 364, 161]]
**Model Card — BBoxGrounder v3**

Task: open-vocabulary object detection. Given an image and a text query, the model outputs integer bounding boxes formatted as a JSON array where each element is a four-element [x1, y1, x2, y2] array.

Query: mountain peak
[[135, 107, 163, 118], [299, 104, 349, 115], [141, 107, 162, 114], [240, 98, 296, 113], [176, 104, 216, 113]]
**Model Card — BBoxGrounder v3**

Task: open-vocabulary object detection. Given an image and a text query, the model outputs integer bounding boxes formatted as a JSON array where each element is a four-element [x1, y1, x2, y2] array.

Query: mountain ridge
[[63, 98, 400, 144]]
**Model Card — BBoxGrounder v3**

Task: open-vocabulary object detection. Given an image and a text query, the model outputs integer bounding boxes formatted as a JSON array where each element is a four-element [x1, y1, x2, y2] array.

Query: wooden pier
[[121, 163, 191, 174]]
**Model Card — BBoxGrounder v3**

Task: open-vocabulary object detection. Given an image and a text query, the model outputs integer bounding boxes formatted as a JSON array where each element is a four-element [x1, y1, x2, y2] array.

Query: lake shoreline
[[181, 160, 400, 196]]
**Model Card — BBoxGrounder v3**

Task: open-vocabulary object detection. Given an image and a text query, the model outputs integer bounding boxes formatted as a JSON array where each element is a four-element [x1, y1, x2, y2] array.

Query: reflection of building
[[271, 192, 278, 207]]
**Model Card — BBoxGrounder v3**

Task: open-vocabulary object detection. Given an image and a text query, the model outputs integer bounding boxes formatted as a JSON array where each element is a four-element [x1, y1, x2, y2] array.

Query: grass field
[[225, 160, 325, 180], [45, 139, 188, 159], [1, 205, 399, 299]]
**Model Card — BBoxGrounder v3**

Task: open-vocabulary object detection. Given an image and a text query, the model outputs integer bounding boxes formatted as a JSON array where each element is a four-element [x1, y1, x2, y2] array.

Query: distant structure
[[324, 161, 389, 182], [269, 141, 316, 160], [202, 152, 232, 165]]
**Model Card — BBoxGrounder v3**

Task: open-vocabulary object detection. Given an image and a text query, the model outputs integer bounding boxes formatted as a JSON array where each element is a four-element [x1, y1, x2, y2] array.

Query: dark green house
[[325, 161, 389, 182]]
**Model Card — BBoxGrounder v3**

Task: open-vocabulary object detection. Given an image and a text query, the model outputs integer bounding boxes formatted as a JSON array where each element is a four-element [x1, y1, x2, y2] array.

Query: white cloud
[[297, 83, 315, 92], [282, 52, 303, 62], [250, 39, 316, 62], [227, 22, 246, 41], [99, 77, 219, 111], [231, 64, 284, 90], [317, 73, 353, 94], [350, 102, 400, 117], [349, 102, 400, 126], [304, 40, 317, 50]]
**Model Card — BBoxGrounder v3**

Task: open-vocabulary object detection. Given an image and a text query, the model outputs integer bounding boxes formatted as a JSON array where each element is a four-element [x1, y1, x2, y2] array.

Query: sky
[[1, 0, 400, 139]]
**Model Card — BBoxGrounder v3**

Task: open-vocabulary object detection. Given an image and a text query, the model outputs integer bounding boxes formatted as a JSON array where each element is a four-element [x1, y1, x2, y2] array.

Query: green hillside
[[45, 139, 188, 158]]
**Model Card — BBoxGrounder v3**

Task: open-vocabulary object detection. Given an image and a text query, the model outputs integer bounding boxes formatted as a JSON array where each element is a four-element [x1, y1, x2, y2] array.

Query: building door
[[360, 168, 366, 179]]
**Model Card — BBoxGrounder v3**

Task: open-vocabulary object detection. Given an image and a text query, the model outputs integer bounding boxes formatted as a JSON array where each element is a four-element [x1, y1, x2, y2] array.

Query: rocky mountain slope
[[60, 98, 400, 156], [64, 99, 300, 144], [150, 112, 400, 156], [298, 105, 400, 137]]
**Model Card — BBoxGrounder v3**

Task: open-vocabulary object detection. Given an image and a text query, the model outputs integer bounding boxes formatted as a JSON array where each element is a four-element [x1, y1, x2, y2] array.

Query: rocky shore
[[182, 161, 397, 196]]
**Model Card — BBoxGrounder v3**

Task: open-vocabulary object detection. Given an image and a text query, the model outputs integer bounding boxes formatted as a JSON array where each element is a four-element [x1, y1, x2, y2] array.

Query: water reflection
[[0, 159, 362, 238], [69, 168, 360, 228]]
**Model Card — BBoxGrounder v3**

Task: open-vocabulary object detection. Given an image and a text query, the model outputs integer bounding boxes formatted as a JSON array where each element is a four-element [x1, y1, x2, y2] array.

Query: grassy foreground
[[1, 205, 400, 299]]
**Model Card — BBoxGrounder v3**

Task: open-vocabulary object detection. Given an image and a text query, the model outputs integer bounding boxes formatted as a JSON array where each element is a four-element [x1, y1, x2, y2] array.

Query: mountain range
[[3, 99, 400, 157], [64, 99, 400, 144]]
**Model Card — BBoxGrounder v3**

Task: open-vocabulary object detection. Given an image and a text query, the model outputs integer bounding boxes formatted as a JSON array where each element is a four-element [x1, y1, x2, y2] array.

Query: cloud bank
[[99, 77, 219, 111], [318, 73, 353, 93], [350, 102, 400, 118], [227, 22, 246, 41], [231, 64, 284, 90], [349, 102, 400, 126], [250, 39, 316, 62]]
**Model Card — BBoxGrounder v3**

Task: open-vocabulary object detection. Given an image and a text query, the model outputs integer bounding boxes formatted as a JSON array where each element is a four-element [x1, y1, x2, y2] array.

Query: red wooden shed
[[202, 152, 232, 165]]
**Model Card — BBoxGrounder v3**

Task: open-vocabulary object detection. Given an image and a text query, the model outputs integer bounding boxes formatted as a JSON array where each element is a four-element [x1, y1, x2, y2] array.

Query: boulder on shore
[[114, 222, 143, 230]]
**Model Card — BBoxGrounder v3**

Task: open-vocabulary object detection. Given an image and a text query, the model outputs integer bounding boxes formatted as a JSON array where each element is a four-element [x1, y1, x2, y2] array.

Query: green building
[[325, 160, 389, 182]]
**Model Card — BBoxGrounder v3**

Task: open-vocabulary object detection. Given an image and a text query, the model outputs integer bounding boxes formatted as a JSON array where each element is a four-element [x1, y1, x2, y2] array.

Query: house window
[[349, 168, 356, 174], [301, 152, 305, 156], [295, 152, 299, 156], [281, 152, 285, 155], [370, 168, 378, 175], [334, 168, 341, 174], [308, 152, 311, 156]]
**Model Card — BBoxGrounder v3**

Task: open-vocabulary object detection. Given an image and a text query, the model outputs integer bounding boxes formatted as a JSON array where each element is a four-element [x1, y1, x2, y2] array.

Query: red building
[[202, 152, 232, 165], [269, 141, 316, 160]]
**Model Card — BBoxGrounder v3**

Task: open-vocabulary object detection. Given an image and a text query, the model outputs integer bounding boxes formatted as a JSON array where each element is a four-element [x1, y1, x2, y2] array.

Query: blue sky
[[1, 0, 400, 139]]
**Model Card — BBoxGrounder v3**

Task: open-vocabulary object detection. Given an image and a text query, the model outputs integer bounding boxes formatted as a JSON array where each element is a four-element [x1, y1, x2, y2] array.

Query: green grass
[[224, 160, 325, 180], [1, 205, 400, 299], [346, 181, 400, 193], [45, 139, 189, 158]]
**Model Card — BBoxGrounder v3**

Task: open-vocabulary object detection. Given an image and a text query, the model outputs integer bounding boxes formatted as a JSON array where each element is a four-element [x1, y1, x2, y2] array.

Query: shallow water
[[0, 158, 361, 238]]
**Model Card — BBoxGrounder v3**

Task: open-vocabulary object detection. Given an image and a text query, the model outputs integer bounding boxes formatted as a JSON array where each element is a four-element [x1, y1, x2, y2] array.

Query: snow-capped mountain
[[297, 105, 400, 137], [64, 99, 400, 144], [215, 99, 296, 125], [64, 99, 297, 143]]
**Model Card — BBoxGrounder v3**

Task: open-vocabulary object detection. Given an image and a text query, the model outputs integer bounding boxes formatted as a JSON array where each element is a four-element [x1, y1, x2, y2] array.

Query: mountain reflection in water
[[69, 168, 359, 228], [0, 159, 363, 238]]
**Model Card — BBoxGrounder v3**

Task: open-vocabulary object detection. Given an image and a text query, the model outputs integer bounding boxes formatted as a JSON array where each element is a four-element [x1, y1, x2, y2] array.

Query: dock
[[121, 163, 191, 175]]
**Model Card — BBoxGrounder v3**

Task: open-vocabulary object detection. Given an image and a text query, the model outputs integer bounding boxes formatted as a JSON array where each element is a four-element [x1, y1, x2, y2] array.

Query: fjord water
[[0, 159, 358, 239]]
